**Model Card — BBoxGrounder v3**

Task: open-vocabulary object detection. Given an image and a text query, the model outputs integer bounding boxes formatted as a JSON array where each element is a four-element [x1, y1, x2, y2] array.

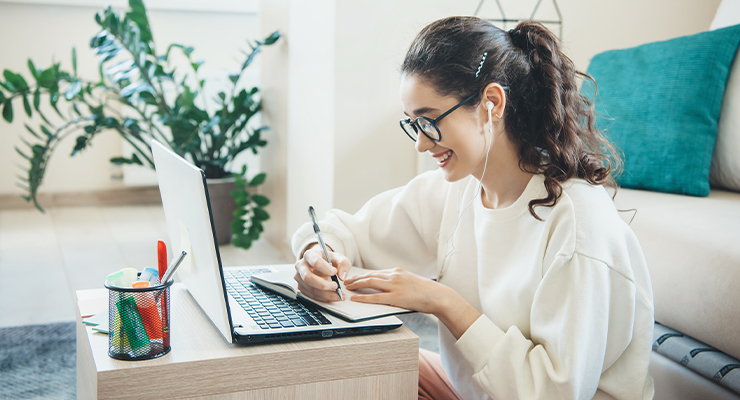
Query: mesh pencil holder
[[104, 278, 173, 360]]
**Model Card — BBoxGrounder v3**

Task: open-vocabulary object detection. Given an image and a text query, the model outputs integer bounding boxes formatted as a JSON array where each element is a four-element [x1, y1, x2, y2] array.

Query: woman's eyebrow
[[404, 107, 439, 117]]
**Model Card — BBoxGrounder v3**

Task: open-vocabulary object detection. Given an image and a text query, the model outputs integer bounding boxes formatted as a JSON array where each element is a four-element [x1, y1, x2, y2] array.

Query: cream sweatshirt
[[292, 169, 655, 400]]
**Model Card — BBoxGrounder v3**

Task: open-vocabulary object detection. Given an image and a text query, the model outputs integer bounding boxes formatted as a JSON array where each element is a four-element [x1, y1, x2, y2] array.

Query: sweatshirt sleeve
[[291, 170, 450, 275], [455, 253, 638, 400]]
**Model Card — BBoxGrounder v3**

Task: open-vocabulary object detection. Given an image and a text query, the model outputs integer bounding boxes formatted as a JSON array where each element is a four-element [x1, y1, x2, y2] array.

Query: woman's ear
[[481, 83, 506, 120]]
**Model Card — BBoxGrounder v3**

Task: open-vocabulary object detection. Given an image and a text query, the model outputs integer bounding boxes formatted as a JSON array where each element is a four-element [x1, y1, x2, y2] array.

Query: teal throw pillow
[[583, 24, 740, 196]]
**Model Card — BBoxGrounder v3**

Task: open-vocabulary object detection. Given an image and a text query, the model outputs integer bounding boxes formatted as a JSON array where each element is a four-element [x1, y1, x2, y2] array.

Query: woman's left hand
[[345, 268, 483, 339], [344, 268, 450, 315]]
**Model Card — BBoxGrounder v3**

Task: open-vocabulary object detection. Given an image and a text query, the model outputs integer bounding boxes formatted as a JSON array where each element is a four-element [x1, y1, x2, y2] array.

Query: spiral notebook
[[250, 265, 414, 322]]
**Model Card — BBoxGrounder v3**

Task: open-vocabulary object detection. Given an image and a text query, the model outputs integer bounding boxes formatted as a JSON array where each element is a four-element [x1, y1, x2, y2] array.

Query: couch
[[605, 6, 740, 399], [614, 188, 740, 400]]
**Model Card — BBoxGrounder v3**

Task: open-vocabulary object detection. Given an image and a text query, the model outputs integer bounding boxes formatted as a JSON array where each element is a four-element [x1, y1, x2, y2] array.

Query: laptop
[[150, 139, 403, 344]]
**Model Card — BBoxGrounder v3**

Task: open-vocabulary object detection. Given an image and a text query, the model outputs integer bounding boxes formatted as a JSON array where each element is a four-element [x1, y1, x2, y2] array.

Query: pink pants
[[418, 348, 464, 400]]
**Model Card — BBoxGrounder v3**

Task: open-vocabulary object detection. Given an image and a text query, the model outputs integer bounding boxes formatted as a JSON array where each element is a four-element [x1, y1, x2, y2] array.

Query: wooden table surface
[[76, 284, 419, 399]]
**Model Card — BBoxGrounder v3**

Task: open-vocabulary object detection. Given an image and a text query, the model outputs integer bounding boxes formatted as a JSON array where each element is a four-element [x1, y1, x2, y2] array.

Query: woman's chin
[[440, 167, 467, 183]]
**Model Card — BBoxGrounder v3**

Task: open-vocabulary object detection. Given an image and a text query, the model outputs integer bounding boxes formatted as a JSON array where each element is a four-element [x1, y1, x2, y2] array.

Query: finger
[[344, 270, 391, 285], [295, 260, 336, 291], [295, 260, 313, 283], [305, 249, 338, 277], [334, 256, 352, 281], [350, 292, 393, 305], [297, 281, 343, 302], [345, 277, 393, 292], [302, 268, 342, 292]]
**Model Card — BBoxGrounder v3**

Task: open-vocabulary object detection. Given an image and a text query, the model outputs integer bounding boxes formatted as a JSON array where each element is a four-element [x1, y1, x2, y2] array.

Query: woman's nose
[[415, 132, 434, 153]]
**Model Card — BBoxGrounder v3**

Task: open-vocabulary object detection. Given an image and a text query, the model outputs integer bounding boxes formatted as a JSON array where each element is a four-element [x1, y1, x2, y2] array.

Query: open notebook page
[[249, 266, 414, 322]]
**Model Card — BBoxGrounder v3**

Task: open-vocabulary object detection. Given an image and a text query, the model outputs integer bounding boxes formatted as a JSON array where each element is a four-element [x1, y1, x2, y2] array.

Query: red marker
[[156, 240, 170, 349], [157, 241, 167, 282]]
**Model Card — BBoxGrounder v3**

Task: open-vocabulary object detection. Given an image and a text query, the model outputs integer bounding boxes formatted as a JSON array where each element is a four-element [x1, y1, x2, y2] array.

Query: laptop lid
[[151, 139, 235, 343]]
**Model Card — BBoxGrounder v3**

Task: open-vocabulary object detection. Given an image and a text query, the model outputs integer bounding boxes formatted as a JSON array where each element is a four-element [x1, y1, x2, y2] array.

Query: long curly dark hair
[[402, 17, 620, 220]]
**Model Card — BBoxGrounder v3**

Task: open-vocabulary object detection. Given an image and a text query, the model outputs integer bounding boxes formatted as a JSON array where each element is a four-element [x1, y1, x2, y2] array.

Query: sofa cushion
[[583, 24, 740, 196], [710, 45, 740, 192], [613, 188, 740, 360]]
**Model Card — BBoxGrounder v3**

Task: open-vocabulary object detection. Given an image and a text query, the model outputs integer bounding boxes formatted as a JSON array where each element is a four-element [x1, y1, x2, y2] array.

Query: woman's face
[[400, 74, 489, 182]]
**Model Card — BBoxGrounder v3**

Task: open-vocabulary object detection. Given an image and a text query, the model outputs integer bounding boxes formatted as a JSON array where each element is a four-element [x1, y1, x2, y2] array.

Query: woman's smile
[[432, 149, 454, 167]]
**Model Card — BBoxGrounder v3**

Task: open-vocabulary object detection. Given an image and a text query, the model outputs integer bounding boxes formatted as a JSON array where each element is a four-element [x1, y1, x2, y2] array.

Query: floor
[[0, 204, 288, 328]]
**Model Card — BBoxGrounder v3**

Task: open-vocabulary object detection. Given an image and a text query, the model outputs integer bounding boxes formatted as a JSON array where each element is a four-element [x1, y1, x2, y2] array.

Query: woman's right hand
[[294, 244, 352, 302]]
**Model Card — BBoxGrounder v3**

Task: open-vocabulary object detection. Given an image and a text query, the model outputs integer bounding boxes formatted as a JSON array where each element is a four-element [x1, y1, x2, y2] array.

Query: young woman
[[292, 17, 654, 400]]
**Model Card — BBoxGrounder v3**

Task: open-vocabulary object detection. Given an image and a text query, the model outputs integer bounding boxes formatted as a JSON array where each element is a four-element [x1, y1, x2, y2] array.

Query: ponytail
[[402, 17, 620, 220], [506, 21, 620, 218]]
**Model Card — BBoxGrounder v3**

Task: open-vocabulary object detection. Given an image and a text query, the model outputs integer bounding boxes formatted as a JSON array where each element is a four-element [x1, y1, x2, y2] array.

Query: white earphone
[[485, 101, 494, 137], [436, 99, 498, 280]]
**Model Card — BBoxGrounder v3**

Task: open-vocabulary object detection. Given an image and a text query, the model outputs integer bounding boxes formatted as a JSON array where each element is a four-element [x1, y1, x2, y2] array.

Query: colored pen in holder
[[104, 276, 173, 361]]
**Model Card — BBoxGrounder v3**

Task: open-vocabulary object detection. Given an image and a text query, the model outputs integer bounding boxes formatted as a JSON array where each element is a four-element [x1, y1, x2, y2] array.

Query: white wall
[[0, 1, 261, 197]]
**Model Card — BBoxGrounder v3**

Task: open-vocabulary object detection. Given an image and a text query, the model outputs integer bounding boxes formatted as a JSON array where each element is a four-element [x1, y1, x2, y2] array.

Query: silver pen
[[308, 206, 343, 301]]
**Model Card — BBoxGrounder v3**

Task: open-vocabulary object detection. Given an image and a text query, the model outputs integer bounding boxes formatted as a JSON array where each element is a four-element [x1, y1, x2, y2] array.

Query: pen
[[308, 206, 343, 301], [161, 251, 187, 284], [154, 251, 187, 303]]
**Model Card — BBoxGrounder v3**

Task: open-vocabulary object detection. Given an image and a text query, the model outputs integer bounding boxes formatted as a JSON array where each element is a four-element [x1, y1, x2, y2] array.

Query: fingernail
[[340, 271, 347, 280]]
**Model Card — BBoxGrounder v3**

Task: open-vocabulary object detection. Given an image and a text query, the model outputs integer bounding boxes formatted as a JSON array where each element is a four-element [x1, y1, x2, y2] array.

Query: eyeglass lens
[[401, 118, 440, 142]]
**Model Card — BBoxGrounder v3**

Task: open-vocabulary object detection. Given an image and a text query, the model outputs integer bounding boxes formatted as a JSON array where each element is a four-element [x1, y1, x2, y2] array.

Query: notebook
[[151, 139, 403, 345], [250, 266, 414, 322]]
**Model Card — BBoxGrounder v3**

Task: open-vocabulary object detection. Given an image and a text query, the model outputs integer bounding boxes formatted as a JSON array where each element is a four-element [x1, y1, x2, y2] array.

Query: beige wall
[[0, 1, 261, 199], [0, 0, 723, 255]]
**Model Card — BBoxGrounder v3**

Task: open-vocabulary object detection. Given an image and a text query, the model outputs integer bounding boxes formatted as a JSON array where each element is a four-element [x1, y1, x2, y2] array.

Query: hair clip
[[508, 29, 520, 42], [475, 52, 488, 78]]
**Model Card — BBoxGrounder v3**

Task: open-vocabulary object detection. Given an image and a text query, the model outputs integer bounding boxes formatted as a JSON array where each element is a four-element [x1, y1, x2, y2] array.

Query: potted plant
[[0, 0, 279, 249]]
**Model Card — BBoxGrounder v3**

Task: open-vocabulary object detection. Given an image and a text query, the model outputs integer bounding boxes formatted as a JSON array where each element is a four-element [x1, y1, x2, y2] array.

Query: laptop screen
[[151, 139, 235, 343]]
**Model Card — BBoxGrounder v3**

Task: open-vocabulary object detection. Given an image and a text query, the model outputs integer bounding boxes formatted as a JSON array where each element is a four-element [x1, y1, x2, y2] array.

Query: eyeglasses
[[400, 93, 476, 143], [399, 86, 508, 143]]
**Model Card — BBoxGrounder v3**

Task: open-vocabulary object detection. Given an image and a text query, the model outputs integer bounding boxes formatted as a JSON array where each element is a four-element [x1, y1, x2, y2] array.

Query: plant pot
[[206, 177, 237, 245]]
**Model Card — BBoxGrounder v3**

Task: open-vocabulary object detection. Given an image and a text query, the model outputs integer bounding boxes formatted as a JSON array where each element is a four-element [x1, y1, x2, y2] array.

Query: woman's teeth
[[434, 150, 452, 163]]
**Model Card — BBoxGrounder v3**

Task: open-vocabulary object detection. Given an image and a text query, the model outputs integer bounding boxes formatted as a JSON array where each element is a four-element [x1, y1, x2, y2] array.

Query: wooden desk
[[76, 284, 419, 399]]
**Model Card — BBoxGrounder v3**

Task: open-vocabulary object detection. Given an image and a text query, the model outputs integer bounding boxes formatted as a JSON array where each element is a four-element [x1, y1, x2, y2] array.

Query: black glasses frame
[[400, 93, 476, 143], [399, 86, 509, 143]]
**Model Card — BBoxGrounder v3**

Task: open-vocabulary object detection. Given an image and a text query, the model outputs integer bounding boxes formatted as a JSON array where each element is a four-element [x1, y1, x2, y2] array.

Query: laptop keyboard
[[224, 269, 332, 330]]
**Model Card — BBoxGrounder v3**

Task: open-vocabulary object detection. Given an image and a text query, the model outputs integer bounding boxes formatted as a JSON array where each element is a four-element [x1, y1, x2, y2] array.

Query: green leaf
[[33, 89, 41, 110], [2, 101, 12, 123], [72, 47, 77, 76], [110, 155, 144, 165], [232, 235, 252, 250], [24, 124, 42, 140], [72, 136, 88, 156], [65, 81, 82, 100], [119, 81, 147, 98], [3, 70, 28, 92], [38, 68, 55, 89], [230, 219, 245, 232], [0, 90, 5, 103], [27, 59, 39, 80], [138, 90, 158, 106], [253, 207, 270, 221], [22, 95, 32, 117], [248, 172, 266, 186], [15, 146, 31, 160], [262, 30, 281, 45], [252, 194, 270, 206], [40, 125, 54, 137], [232, 208, 248, 218]]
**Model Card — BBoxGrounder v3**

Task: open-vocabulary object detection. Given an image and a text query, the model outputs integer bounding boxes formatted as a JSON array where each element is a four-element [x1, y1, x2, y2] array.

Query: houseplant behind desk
[[0, 0, 278, 248]]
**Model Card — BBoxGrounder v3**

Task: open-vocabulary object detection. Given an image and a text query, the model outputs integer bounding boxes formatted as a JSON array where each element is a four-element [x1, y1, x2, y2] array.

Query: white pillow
[[709, 0, 740, 192]]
